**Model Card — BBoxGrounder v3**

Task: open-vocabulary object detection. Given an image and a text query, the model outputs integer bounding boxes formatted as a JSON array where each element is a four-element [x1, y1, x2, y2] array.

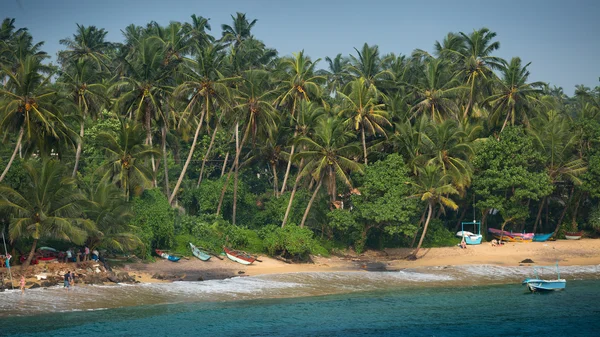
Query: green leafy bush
[[131, 189, 175, 257], [422, 220, 457, 247], [262, 224, 321, 261]]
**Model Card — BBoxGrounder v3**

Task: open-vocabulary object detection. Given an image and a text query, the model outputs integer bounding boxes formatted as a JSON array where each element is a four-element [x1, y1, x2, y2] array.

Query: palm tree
[[281, 100, 326, 227], [58, 24, 112, 70], [84, 180, 141, 251], [338, 78, 391, 164], [276, 50, 324, 194], [0, 55, 67, 182], [96, 119, 158, 200], [220, 12, 257, 48], [295, 117, 363, 228], [183, 14, 215, 51], [438, 28, 504, 119], [416, 119, 478, 192], [57, 58, 108, 177], [346, 43, 392, 89], [0, 159, 93, 269], [486, 57, 545, 133], [169, 44, 232, 204], [322, 53, 349, 96], [408, 163, 459, 259], [407, 58, 465, 122]]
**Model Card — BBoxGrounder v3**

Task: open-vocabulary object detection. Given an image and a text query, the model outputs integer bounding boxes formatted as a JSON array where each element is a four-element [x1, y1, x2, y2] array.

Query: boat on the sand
[[189, 243, 211, 261], [155, 249, 180, 262], [488, 228, 534, 242], [223, 246, 256, 265]]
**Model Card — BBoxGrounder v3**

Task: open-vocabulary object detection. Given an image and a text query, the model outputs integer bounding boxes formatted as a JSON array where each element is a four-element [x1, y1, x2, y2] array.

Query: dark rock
[[107, 273, 119, 283], [41, 281, 55, 287], [520, 259, 535, 264], [197, 277, 204, 281], [237, 271, 245, 275], [29, 283, 41, 289]]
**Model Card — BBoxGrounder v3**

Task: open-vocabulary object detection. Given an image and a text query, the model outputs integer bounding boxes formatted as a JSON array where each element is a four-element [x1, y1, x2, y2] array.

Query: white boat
[[522, 263, 566, 292]]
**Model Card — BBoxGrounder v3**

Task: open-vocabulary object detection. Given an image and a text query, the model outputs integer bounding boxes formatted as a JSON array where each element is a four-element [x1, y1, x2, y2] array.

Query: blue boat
[[156, 249, 180, 262], [189, 243, 211, 261], [522, 263, 566, 292], [533, 233, 553, 242], [456, 220, 482, 245]]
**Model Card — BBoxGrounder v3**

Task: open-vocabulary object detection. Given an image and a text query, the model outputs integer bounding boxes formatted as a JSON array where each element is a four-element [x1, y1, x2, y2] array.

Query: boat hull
[[523, 278, 566, 292], [464, 235, 482, 245], [533, 233, 553, 242], [189, 243, 211, 261], [223, 246, 256, 265], [155, 249, 180, 262], [565, 232, 582, 240], [488, 228, 533, 242]]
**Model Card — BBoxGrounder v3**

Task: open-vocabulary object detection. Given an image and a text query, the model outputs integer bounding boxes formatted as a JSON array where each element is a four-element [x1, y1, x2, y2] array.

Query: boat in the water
[[456, 220, 482, 245], [522, 263, 566, 292], [532, 233, 553, 242], [223, 246, 256, 265], [488, 228, 534, 242], [155, 249, 180, 262], [189, 243, 211, 261]]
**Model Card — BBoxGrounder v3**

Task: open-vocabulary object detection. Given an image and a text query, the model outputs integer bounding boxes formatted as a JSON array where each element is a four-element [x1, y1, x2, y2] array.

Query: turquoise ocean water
[[1, 265, 599, 336]]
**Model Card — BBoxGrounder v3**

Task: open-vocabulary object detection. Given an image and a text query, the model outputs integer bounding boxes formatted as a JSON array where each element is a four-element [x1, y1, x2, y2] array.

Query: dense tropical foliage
[[1, 16, 599, 263]]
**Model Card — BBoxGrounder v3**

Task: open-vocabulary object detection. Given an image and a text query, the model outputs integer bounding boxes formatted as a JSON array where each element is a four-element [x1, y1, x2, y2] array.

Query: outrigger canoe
[[155, 249, 180, 262], [488, 228, 534, 242], [189, 243, 211, 261], [223, 246, 256, 265]]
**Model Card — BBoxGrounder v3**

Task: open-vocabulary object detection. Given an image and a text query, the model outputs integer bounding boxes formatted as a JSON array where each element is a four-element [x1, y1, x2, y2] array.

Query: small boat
[[155, 249, 180, 262], [488, 228, 534, 242], [522, 263, 566, 292], [189, 243, 211, 261], [223, 246, 256, 265], [565, 231, 582, 240], [533, 233, 553, 242], [457, 220, 482, 245]]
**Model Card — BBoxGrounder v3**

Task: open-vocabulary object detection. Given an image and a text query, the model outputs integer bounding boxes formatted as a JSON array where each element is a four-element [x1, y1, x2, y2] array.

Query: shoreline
[[3, 239, 600, 288]]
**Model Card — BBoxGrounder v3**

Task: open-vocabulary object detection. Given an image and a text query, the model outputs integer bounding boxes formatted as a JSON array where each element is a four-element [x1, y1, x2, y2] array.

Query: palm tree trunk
[[197, 115, 222, 187], [412, 202, 433, 259], [169, 108, 207, 204], [271, 163, 279, 194], [0, 127, 24, 183], [282, 158, 304, 228], [221, 152, 229, 177], [361, 124, 368, 165], [216, 121, 249, 217], [279, 135, 297, 195], [279, 98, 298, 195], [300, 178, 322, 228], [410, 207, 428, 248], [499, 110, 511, 135], [145, 104, 157, 188], [532, 197, 545, 233], [72, 120, 85, 178], [553, 186, 574, 237], [232, 121, 240, 226], [161, 125, 170, 197], [21, 238, 38, 270], [462, 81, 476, 120]]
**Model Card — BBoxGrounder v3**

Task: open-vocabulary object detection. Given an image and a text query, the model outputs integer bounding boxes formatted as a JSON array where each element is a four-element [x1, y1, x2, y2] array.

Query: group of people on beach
[[58, 246, 97, 263]]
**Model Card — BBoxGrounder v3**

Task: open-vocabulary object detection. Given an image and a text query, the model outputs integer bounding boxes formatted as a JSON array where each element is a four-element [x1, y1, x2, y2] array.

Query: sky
[[3, 0, 599, 95]]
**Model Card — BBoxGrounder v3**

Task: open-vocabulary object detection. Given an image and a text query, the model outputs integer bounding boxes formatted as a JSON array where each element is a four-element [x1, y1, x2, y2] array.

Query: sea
[[1, 264, 599, 336]]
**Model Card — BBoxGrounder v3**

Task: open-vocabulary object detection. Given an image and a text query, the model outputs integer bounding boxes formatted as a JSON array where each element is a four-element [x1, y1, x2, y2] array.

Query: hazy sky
[[3, 0, 599, 95]]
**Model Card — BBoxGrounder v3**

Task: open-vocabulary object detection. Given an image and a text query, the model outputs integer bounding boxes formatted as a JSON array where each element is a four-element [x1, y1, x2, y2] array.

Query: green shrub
[[422, 220, 457, 247], [130, 189, 175, 257], [262, 224, 321, 261]]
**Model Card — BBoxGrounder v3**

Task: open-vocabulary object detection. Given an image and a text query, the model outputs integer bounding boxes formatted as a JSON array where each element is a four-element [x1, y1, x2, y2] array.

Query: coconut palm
[[57, 58, 109, 177], [169, 44, 232, 204], [84, 180, 141, 251], [486, 57, 545, 133], [275, 50, 324, 194], [407, 58, 465, 122], [346, 43, 392, 89], [96, 119, 158, 200], [0, 159, 93, 269], [295, 117, 363, 228], [321, 53, 350, 96], [220, 12, 257, 48], [338, 78, 391, 164], [408, 163, 459, 259], [58, 24, 112, 70], [0, 55, 68, 182], [183, 14, 215, 51]]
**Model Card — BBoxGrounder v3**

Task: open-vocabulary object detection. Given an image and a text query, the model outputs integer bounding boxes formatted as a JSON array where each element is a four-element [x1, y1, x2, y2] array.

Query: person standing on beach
[[66, 249, 72, 263], [84, 246, 90, 261], [20, 275, 25, 294]]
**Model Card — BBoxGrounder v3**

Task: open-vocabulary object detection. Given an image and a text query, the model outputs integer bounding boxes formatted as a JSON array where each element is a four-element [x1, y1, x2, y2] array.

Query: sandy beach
[[120, 239, 600, 282], [3, 239, 599, 288]]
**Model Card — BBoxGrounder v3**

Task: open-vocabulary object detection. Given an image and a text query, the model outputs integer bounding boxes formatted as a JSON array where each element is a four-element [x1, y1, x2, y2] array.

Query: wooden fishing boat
[[522, 263, 566, 292], [488, 228, 534, 242], [532, 233, 553, 242], [189, 243, 211, 261], [456, 220, 482, 245], [565, 231, 582, 240], [155, 249, 180, 262], [223, 246, 256, 265]]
